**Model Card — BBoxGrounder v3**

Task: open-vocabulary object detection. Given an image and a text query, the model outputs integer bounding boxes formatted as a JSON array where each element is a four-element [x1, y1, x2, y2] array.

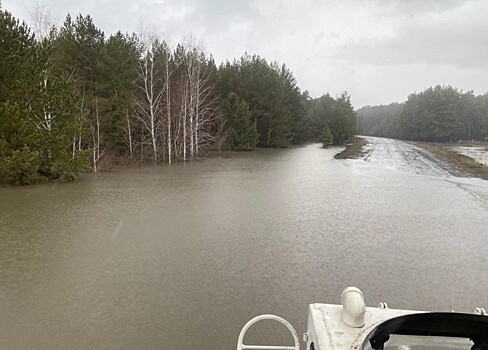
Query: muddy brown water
[[1, 140, 488, 349]]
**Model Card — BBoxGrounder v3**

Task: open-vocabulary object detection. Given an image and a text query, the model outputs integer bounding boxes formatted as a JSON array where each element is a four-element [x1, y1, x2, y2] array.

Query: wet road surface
[[362, 136, 466, 177]]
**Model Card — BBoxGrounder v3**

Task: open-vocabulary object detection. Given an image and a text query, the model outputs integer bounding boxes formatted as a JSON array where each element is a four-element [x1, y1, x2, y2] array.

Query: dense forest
[[359, 85, 488, 142], [0, 7, 357, 184]]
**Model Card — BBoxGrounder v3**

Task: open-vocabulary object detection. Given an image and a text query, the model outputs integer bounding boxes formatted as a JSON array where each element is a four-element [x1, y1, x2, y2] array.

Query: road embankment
[[413, 142, 488, 180], [334, 137, 369, 159]]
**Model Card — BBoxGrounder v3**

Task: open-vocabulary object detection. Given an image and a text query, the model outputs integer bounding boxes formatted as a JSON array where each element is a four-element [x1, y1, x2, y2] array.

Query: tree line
[[0, 7, 358, 184], [358, 85, 488, 142], [304, 92, 357, 147]]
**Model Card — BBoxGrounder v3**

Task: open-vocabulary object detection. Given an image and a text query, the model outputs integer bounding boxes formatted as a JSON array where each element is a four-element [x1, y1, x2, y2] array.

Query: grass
[[414, 142, 488, 180], [450, 140, 488, 148], [334, 137, 369, 159]]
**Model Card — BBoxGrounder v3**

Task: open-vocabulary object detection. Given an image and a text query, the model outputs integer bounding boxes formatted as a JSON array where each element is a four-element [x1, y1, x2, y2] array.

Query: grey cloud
[[189, 0, 254, 17], [338, 11, 488, 68], [164, 0, 256, 34], [378, 0, 466, 15], [4, 0, 488, 106]]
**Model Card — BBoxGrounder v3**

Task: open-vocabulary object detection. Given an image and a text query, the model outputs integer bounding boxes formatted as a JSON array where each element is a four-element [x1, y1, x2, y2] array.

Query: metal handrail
[[237, 314, 300, 350]]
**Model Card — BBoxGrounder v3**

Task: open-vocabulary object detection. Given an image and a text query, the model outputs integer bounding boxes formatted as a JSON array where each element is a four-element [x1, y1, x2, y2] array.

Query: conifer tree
[[221, 93, 258, 151]]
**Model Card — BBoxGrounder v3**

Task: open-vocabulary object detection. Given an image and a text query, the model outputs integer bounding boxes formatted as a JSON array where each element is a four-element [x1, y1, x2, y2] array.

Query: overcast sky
[[4, 0, 488, 107]]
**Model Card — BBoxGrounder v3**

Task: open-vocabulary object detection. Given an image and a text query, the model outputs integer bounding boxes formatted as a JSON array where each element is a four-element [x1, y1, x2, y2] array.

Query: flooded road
[[1, 138, 488, 349], [362, 136, 464, 176]]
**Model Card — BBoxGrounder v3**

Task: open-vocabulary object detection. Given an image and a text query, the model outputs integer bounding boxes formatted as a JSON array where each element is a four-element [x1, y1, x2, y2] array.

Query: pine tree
[[320, 127, 333, 148], [0, 103, 42, 184], [221, 93, 258, 151], [0, 10, 89, 184]]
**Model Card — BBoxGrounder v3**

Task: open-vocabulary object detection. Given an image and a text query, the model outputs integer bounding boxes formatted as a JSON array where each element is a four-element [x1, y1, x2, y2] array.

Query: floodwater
[[1, 137, 488, 349]]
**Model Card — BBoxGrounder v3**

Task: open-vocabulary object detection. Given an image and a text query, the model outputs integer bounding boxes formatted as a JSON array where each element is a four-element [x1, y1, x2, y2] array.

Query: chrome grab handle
[[237, 314, 300, 350]]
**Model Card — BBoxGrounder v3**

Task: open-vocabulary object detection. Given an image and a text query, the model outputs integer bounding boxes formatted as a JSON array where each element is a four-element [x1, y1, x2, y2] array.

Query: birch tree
[[161, 42, 173, 164], [91, 96, 104, 172], [28, 1, 54, 40], [178, 41, 219, 158], [193, 53, 219, 154], [133, 40, 165, 163]]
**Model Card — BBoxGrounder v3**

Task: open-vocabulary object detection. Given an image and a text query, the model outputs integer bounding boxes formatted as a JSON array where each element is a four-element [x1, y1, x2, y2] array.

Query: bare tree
[[174, 77, 189, 161], [162, 43, 173, 164], [129, 33, 218, 164], [122, 108, 134, 161], [27, 1, 54, 40], [92, 97, 104, 172], [182, 43, 218, 157], [194, 53, 219, 155], [186, 50, 196, 158], [133, 41, 166, 163]]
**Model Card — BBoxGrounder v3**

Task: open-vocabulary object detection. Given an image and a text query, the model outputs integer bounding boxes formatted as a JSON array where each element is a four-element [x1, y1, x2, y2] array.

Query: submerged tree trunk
[[126, 108, 133, 161], [183, 89, 187, 161], [92, 96, 103, 172], [166, 58, 172, 164], [195, 65, 200, 157], [133, 46, 164, 164]]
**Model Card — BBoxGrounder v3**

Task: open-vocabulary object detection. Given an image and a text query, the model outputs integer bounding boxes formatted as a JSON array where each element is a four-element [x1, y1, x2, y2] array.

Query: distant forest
[[358, 85, 488, 142], [0, 7, 357, 184]]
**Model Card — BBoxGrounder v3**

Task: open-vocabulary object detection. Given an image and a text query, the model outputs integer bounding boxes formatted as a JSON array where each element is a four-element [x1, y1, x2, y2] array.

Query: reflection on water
[[1, 144, 488, 349]]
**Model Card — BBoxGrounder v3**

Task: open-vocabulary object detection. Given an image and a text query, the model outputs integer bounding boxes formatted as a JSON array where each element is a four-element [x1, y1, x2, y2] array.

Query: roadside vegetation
[[356, 85, 488, 178], [358, 85, 488, 142], [334, 137, 368, 159], [0, 7, 358, 185], [414, 142, 488, 180]]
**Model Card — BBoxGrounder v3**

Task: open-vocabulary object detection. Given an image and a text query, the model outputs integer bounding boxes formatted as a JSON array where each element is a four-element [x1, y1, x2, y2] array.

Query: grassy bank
[[414, 142, 488, 180], [334, 137, 368, 159]]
